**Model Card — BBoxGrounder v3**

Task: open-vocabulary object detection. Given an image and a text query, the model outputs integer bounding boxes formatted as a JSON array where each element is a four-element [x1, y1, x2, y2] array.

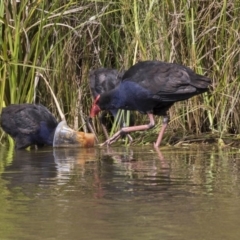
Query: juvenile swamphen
[[90, 60, 211, 148], [89, 68, 133, 140], [1, 104, 58, 149]]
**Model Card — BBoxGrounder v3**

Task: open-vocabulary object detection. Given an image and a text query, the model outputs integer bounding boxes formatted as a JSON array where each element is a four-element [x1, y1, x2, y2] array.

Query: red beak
[[90, 95, 101, 118], [90, 104, 101, 117]]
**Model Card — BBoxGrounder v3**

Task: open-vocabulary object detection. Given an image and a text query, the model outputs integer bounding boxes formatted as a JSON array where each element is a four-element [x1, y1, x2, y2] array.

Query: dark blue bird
[[90, 60, 211, 148], [89, 68, 133, 140], [1, 104, 58, 149]]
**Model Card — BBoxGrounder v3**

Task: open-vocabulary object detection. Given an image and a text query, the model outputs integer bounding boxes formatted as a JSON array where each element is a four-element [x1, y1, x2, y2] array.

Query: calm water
[[0, 145, 240, 240]]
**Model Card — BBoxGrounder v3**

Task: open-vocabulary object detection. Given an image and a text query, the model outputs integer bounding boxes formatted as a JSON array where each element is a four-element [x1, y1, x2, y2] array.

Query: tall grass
[[0, 0, 239, 145]]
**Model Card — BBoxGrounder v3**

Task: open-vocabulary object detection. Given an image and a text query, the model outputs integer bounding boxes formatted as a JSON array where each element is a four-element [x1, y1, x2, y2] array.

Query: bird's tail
[[192, 74, 211, 90]]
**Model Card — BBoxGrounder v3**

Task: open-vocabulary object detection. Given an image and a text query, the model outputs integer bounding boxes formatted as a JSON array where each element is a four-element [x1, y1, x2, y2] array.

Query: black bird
[[89, 68, 133, 140], [1, 104, 58, 149], [90, 60, 211, 148]]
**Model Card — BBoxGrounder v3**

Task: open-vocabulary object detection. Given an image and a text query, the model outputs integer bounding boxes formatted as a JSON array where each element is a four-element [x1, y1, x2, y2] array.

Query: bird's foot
[[99, 130, 123, 147], [127, 134, 133, 144]]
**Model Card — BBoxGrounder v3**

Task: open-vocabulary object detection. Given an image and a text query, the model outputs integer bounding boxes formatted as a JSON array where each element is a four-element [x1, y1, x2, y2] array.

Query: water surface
[[0, 145, 240, 240]]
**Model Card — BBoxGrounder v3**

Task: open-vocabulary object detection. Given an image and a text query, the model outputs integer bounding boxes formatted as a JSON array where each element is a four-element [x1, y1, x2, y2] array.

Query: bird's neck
[[99, 88, 125, 110]]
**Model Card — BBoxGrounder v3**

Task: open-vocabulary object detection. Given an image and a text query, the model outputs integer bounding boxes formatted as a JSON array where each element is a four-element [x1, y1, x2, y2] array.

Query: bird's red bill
[[90, 95, 101, 117]]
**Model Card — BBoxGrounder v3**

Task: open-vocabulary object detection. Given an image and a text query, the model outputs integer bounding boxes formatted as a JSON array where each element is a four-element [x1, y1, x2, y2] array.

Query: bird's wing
[[123, 61, 210, 102], [1, 104, 34, 136], [1, 104, 57, 136]]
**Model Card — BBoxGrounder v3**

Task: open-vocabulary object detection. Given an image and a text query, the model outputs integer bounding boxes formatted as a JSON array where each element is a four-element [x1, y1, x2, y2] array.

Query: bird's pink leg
[[100, 113, 155, 146], [101, 123, 109, 139], [154, 116, 169, 148]]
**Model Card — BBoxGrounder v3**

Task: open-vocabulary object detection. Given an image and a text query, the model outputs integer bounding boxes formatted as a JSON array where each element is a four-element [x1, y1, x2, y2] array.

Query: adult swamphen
[[90, 60, 211, 148], [1, 104, 58, 149], [89, 68, 133, 141]]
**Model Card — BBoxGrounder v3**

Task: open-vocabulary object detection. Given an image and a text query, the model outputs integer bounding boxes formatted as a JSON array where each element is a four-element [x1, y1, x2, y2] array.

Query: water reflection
[[2, 146, 240, 200], [93, 147, 171, 201], [0, 146, 240, 239]]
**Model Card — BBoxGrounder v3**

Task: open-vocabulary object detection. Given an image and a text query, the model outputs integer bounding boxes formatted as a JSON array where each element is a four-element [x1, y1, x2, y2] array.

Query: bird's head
[[90, 95, 101, 118]]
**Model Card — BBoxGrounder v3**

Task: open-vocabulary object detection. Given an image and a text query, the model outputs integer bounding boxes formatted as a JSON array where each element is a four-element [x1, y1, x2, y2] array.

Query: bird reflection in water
[[93, 147, 171, 200], [2, 146, 170, 200]]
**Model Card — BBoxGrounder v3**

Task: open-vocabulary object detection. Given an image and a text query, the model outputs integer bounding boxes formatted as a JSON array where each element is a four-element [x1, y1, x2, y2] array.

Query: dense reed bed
[[0, 0, 239, 145]]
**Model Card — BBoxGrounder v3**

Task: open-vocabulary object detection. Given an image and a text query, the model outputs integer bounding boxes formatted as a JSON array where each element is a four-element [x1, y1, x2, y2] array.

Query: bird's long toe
[[99, 131, 122, 146], [127, 134, 133, 144]]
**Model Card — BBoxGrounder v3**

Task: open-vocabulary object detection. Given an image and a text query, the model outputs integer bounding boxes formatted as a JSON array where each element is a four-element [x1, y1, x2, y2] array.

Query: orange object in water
[[53, 121, 95, 148]]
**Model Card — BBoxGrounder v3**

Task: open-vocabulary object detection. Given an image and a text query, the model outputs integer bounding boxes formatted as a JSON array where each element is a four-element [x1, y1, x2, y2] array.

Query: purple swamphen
[[90, 60, 211, 148], [1, 104, 58, 149]]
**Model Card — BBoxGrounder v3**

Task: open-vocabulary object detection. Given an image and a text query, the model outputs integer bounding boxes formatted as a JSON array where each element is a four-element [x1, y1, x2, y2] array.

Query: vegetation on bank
[[0, 0, 239, 146]]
